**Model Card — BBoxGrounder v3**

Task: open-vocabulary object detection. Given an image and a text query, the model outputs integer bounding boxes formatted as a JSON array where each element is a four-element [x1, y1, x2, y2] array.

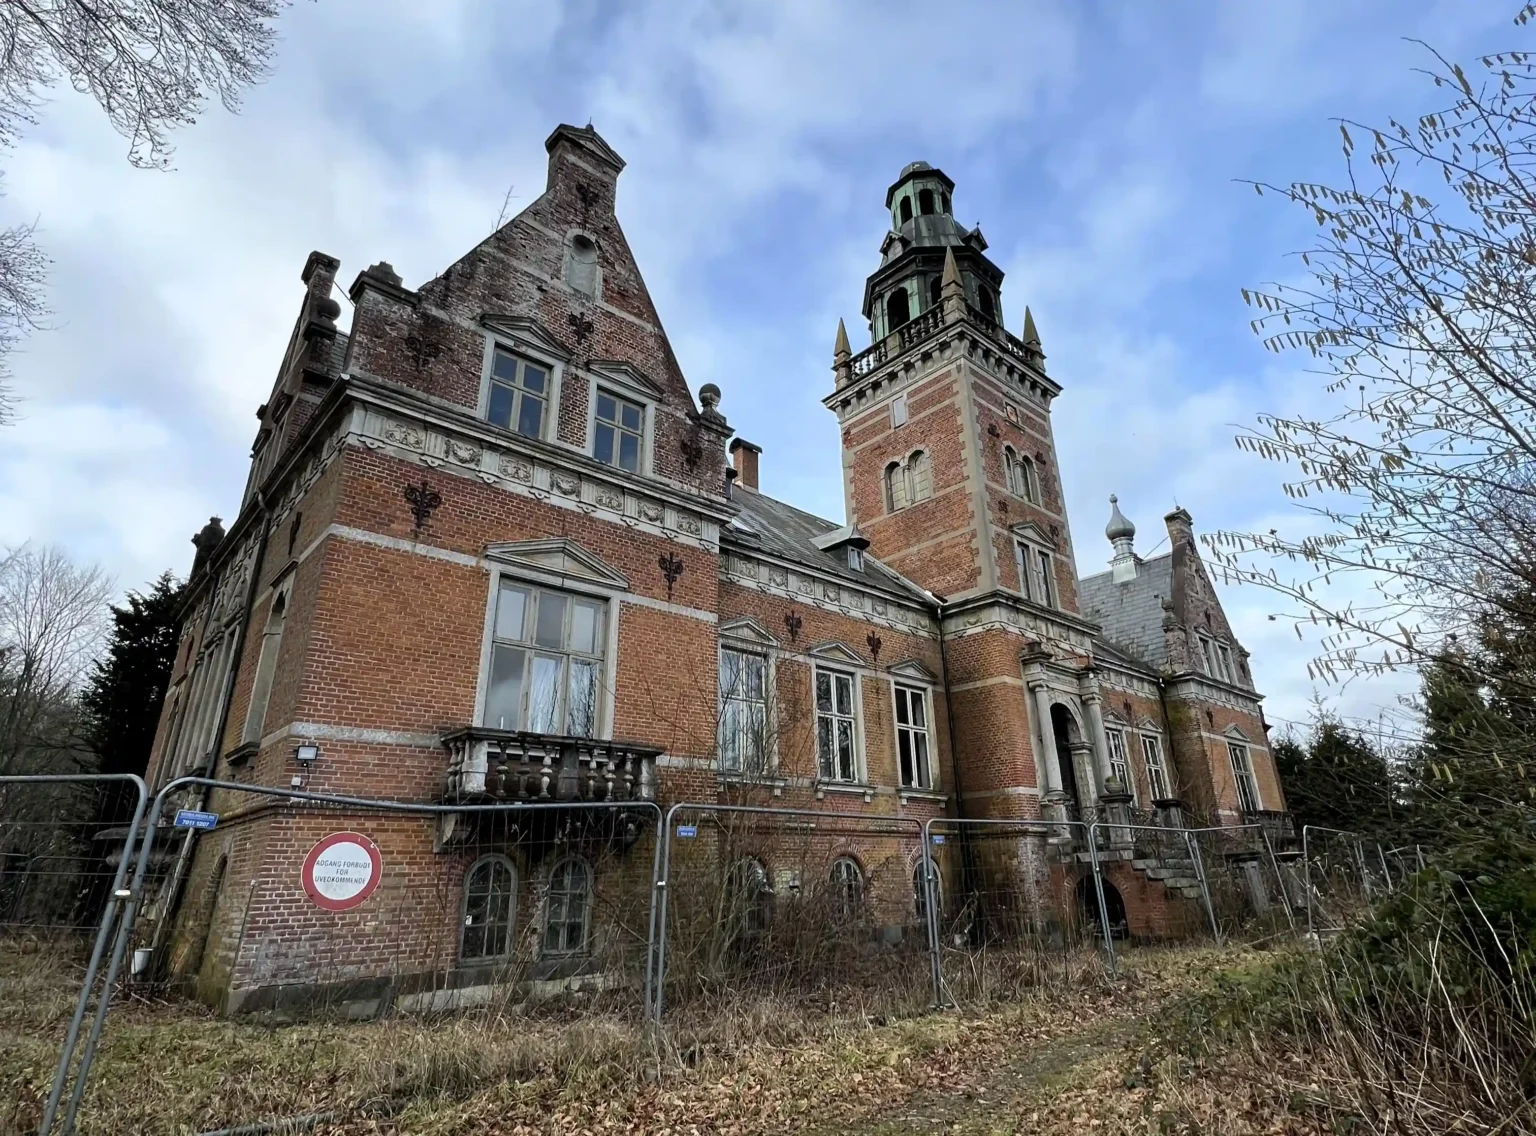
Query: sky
[[0, 0, 1518, 735]]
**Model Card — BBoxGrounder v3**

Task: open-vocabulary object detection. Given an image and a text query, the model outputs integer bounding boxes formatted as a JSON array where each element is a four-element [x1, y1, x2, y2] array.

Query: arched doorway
[[1076, 876, 1129, 939], [1049, 703, 1081, 810]]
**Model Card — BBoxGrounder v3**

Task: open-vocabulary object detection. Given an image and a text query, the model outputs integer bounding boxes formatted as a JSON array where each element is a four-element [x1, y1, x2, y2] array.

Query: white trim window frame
[[815, 666, 862, 784], [1015, 540, 1056, 608], [893, 683, 934, 790], [240, 578, 294, 747], [482, 342, 559, 441], [1105, 727, 1135, 804], [719, 646, 770, 776], [591, 387, 649, 474], [480, 578, 611, 737], [1141, 733, 1171, 801], [1228, 741, 1262, 813]]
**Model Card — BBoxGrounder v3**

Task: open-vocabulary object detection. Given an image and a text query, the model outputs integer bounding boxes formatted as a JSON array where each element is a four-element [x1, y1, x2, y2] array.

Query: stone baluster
[[494, 742, 510, 798], [538, 750, 553, 799], [623, 754, 636, 800], [604, 754, 616, 801]]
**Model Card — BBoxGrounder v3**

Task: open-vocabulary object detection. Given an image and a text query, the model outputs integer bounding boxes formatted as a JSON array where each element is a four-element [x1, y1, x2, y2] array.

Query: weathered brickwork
[[148, 129, 1289, 1009]]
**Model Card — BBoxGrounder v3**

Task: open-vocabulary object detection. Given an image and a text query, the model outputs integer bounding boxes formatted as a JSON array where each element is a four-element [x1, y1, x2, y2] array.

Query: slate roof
[[724, 485, 932, 604], [1077, 553, 1173, 670]]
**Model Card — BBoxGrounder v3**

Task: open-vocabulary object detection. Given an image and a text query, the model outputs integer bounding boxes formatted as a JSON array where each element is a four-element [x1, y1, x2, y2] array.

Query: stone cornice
[[1164, 672, 1267, 713], [719, 547, 938, 638]]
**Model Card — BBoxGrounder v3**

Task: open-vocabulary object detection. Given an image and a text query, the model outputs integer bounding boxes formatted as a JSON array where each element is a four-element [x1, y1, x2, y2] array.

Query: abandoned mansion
[[146, 125, 1287, 1010]]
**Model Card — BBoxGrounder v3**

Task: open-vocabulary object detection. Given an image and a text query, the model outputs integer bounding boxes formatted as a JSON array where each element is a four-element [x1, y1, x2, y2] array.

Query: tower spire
[[832, 317, 852, 388]]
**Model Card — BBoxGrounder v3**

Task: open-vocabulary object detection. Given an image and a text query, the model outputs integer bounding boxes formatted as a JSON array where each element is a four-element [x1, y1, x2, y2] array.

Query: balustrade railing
[[442, 728, 659, 803]]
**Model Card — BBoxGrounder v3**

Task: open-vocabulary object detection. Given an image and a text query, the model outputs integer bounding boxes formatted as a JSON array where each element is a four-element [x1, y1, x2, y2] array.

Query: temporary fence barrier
[[649, 804, 934, 1021], [46, 777, 662, 1136], [6, 770, 1401, 1134], [1301, 825, 1393, 935], [923, 817, 1116, 1007], [0, 773, 148, 1136]]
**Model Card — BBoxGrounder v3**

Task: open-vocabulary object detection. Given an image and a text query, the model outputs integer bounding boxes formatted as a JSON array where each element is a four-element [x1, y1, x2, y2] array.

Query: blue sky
[[0, 0, 1517, 732]]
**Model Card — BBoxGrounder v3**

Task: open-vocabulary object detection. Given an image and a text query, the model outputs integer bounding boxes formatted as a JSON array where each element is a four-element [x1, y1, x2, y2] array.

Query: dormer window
[[847, 546, 864, 571], [593, 390, 644, 472], [487, 347, 549, 439]]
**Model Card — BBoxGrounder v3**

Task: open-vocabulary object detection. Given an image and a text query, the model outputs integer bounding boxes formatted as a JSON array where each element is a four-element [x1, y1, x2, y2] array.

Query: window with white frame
[[593, 389, 644, 472], [461, 855, 516, 961], [719, 647, 768, 774], [483, 581, 607, 736], [815, 667, 860, 782], [894, 684, 933, 789], [1217, 643, 1235, 684], [1141, 734, 1171, 801], [1017, 542, 1056, 608], [486, 346, 550, 439], [829, 857, 865, 922], [1199, 634, 1235, 683], [543, 857, 592, 954], [1228, 741, 1261, 813], [1106, 727, 1135, 802]]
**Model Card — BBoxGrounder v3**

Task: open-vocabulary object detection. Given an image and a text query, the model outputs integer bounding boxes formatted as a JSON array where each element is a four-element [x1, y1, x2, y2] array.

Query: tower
[[825, 162, 1101, 821]]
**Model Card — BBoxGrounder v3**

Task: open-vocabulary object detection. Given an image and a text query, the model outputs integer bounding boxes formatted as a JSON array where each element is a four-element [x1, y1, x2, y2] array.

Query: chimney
[[1164, 506, 1194, 551], [729, 438, 761, 491]]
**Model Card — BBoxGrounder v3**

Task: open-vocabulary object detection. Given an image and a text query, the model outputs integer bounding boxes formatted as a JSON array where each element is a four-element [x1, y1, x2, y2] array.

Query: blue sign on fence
[[931, 834, 945, 844], [676, 824, 698, 839], [173, 809, 219, 830]]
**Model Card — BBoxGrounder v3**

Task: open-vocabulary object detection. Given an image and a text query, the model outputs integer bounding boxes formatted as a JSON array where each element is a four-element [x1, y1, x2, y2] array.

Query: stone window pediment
[[888, 659, 937, 683], [589, 360, 664, 401], [481, 315, 574, 363], [808, 641, 864, 666], [483, 538, 629, 592], [720, 616, 779, 648]]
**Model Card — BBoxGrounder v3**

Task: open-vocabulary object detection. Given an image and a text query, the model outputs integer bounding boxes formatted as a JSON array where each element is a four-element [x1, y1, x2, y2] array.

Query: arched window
[[913, 858, 941, 928], [241, 588, 288, 746], [725, 856, 773, 944], [885, 461, 909, 512], [899, 196, 913, 223], [918, 188, 935, 215], [461, 855, 517, 960], [886, 287, 911, 331], [829, 857, 865, 922], [940, 191, 951, 214], [928, 276, 941, 309], [977, 287, 996, 323], [566, 234, 598, 297], [543, 857, 592, 954], [908, 450, 932, 502], [1005, 449, 1036, 503]]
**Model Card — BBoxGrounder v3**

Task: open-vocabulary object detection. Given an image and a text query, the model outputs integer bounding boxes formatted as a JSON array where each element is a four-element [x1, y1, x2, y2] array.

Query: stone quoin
[[146, 126, 1287, 1013]]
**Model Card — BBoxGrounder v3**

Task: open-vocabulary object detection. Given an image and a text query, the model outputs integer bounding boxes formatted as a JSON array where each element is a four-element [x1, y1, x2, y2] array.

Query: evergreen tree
[[80, 572, 182, 787], [1273, 718, 1396, 837]]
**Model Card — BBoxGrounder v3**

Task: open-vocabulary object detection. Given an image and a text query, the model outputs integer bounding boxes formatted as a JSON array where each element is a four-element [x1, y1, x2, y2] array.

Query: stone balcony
[[846, 301, 1038, 381], [441, 727, 660, 804]]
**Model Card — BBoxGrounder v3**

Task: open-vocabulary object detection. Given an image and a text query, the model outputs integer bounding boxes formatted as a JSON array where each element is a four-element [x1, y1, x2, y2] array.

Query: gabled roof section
[[724, 485, 931, 604], [1078, 552, 1173, 669]]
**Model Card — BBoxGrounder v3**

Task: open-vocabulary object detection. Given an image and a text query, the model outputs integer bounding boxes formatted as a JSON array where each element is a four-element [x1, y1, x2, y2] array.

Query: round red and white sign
[[301, 832, 382, 912]]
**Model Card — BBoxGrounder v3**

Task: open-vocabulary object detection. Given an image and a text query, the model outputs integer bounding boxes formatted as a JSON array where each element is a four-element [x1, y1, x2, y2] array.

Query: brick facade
[[147, 129, 1286, 1011]]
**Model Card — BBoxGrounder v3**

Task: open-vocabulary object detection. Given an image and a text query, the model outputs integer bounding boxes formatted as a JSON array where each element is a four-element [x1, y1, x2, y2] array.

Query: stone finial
[[833, 318, 853, 387], [1022, 306, 1045, 366], [941, 246, 966, 324]]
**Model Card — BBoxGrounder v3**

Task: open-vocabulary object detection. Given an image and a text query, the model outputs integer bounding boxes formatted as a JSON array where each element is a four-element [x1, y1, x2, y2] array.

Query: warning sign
[[301, 832, 382, 912]]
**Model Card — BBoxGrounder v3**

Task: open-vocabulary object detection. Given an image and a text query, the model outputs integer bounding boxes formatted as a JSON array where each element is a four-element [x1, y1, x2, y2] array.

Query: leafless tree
[[0, 0, 294, 423], [1209, 5, 1536, 696], [0, 542, 111, 775]]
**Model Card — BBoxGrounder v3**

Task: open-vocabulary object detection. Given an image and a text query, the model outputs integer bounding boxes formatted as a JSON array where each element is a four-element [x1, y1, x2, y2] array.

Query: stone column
[[1080, 681, 1115, 798], [1028, 680, 1067, 839]]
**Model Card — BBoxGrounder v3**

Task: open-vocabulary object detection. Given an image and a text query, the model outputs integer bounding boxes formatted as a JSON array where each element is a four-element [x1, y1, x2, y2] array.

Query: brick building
[[147, 127, 1286, 1011]]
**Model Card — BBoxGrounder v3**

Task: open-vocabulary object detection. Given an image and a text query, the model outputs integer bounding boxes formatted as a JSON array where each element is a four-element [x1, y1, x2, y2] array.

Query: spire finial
[[942, 246, 961, 288], [1107, 495, 1138, 581], [834, 317, 850, 361], [1022, 305, 1040, 345]]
